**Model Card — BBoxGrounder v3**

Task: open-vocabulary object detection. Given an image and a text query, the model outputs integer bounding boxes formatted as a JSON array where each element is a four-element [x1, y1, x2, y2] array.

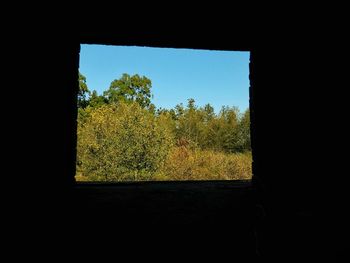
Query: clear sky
[[79, 44, 250, 113]]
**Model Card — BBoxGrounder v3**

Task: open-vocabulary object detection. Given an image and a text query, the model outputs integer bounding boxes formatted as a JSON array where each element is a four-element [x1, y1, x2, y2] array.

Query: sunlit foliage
[[76, 72, 252, 181]]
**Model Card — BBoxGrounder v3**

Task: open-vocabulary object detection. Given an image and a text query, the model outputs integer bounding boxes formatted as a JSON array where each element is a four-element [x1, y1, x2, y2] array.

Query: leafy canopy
[[103, 73, 153, 109]]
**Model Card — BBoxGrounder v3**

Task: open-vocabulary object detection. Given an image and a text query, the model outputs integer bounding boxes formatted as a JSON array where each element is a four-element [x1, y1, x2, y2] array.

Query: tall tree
[[78, 72, 90, 108], [237, 109, 251, 151], [103, 73, 153, 108], [223, 108, 250, 152], [203, 103, 215, 122], [89, 90, 107, 108]]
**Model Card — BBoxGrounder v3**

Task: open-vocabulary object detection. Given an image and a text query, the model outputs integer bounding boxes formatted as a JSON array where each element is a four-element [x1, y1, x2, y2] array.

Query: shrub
[[77, 102, 173, 181], [161, 147, 252, 180]]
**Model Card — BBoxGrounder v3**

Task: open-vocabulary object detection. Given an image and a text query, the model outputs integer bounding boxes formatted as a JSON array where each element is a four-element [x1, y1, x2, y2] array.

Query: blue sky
[[79, 44, 250, 113]]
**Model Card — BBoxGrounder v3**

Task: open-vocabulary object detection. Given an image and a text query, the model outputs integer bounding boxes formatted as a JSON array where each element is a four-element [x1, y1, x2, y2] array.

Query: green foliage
[[76, 73, 252, 182], [89, 90, 107, 108], [78, 72, 90, 108], [77, 102, 173, 181], [172, 99, 248, 153], [239, 109, 251, 151], [223, 109, 251, 152], [103, 73, 153, 108]]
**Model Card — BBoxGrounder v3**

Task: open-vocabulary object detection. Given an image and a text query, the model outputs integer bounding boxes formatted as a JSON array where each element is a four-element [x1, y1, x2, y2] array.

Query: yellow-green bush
[[160, 147, 252, 180], [77, 102, 173, 181]]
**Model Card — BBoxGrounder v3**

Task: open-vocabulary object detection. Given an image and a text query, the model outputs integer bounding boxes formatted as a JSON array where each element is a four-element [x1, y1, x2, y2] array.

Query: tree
[[237, 109, 251, 151], [174, 103, 184, 118], [103, 73, 153, 108], [187, 98, 196, 111], [77, 102, 173, 181], [78, 72, 90, 108], [203, 103, 215, 122], [223, 108, 251, 152], [89, 90, 107, 108], [174, 99, 206, 148]]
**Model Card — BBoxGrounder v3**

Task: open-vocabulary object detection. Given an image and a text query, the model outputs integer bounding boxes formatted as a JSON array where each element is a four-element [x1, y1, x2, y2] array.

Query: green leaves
[[78, 72, 91, 108], [77, 102, 173, 181], [103, 73, 153, 109], [76, 73, 252, 181]]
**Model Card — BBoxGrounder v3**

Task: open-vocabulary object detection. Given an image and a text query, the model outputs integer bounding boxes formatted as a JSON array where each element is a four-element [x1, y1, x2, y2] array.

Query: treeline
[[76, 73, 252, 181]]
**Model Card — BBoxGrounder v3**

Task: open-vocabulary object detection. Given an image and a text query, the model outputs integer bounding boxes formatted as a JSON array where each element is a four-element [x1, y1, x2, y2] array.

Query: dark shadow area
[[9, 19, 347, 261]]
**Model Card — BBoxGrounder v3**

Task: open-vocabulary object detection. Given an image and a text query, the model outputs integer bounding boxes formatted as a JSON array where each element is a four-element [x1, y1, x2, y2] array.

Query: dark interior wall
[[10, 24, 347, 260], [251, 45, 347, 260]]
